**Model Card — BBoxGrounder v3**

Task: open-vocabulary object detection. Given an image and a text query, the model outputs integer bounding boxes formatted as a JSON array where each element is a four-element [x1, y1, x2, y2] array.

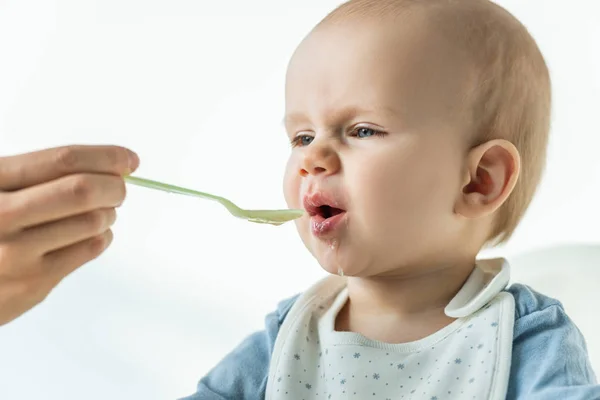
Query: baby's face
[[283, 17, 474, 277]]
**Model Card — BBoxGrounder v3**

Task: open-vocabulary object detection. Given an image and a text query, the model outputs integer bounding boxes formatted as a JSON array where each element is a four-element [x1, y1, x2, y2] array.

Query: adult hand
[[0, 145, 139, 326]]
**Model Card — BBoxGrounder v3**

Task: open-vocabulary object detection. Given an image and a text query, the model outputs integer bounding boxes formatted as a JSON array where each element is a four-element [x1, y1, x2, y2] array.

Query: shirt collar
[[444, 258, 510, 318]]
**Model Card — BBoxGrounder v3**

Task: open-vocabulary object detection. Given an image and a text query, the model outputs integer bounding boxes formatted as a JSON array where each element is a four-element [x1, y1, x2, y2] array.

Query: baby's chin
[[311, 240, 406, 279], [318, 260, 372, 278], [311, 242, 369, 277], [299, 227, 377, 276]]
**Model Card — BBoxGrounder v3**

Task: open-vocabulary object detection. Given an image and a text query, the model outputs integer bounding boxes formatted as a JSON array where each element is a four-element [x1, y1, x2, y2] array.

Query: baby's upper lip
[[302, 190, 347, 216]]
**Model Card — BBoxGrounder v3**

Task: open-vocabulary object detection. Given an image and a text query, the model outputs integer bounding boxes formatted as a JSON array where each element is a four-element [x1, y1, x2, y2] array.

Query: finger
[[15, 208, 117, 256], [0, 145, 139, 191], [1, 173, 125, 233], [44, 229, 113, 284]]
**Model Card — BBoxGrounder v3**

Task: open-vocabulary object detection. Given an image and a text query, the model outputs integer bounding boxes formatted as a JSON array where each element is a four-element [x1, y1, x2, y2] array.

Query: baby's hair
[[320, 0, 552, 244]]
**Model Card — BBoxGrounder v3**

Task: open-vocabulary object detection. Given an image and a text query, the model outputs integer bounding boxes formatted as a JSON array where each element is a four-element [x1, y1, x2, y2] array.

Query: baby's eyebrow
[[283, 105, 401, 128]]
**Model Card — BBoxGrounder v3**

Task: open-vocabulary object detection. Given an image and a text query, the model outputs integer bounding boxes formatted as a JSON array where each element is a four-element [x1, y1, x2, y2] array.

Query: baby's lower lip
[[310, 212, 347, 237]]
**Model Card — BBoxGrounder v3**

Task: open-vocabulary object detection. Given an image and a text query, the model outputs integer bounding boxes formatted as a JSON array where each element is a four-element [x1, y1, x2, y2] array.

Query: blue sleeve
[[178, 295, 298, 400], [506, 284, 600, 399]]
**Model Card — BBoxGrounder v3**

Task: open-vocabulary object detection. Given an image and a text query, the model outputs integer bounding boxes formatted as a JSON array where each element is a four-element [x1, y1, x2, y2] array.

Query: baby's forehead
[[285, 14, 475, 129], [294, 0, 513, 83]]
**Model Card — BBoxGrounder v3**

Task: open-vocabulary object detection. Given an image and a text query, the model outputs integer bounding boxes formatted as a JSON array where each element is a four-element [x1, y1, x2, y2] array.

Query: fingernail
[[127, 150, 140, 172]]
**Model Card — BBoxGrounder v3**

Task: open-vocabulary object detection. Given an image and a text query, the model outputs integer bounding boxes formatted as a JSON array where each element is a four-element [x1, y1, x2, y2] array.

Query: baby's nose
[[299, 144, 341, 177]]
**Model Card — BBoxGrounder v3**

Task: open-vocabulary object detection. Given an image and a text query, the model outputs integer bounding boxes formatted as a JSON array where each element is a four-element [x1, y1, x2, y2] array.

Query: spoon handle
[[124, 175, 224, 202]]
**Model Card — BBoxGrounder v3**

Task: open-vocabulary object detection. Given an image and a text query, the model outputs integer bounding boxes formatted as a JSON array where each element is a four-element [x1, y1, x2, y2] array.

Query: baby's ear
[[455, 139, 520, 219]]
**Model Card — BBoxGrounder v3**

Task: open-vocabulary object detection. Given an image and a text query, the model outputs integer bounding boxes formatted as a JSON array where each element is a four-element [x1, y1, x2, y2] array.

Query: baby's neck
[[334, 260, 475, 343]]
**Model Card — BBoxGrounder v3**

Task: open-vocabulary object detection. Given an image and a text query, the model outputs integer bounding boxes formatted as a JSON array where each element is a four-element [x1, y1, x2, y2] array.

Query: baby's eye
[[357, 128, 376, 138], [291, 134, 314, 147], [350, 127, 386, 139]]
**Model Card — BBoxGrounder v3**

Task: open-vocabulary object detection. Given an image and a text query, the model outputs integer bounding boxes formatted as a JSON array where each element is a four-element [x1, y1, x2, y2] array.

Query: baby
[[0, 0, 596, 399], [179, 0, 599, 399]]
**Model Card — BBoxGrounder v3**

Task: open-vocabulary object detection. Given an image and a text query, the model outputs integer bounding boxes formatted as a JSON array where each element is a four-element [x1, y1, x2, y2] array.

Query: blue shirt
[[179, 284, 600, 399]]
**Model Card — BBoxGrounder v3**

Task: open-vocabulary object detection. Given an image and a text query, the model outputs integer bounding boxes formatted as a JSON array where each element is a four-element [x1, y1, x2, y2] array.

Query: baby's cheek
[[353, 157, 445, 242], [282, 160, 301, 208], [355, 162, 414, 211]]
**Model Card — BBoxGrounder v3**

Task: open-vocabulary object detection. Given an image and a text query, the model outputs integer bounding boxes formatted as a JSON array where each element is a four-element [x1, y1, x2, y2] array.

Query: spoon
[[123, 175, 303, 226]]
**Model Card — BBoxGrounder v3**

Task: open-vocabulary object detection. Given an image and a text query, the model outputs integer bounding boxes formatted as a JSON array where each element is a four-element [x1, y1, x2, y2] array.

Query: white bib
[[266, 258, 515, 400]]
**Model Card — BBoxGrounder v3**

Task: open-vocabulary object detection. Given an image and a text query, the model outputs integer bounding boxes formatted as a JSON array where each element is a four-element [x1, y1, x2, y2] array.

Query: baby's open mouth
[[316, 205, 345, 219], [302, 190, 349, 237], [303, 190, 348, 236]]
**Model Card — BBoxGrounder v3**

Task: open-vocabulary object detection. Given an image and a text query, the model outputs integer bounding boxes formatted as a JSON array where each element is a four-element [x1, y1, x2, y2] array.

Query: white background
[[0, 0, 599, 399]]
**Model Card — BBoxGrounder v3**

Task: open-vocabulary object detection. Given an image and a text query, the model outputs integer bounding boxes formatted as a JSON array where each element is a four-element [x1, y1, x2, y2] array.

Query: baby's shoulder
[[503, 282, 564, 321], [274, 293, 301, 324]]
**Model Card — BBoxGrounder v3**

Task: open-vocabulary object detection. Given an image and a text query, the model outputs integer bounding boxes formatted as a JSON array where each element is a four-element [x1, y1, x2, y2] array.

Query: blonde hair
[[320, 0, 552, 244]]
